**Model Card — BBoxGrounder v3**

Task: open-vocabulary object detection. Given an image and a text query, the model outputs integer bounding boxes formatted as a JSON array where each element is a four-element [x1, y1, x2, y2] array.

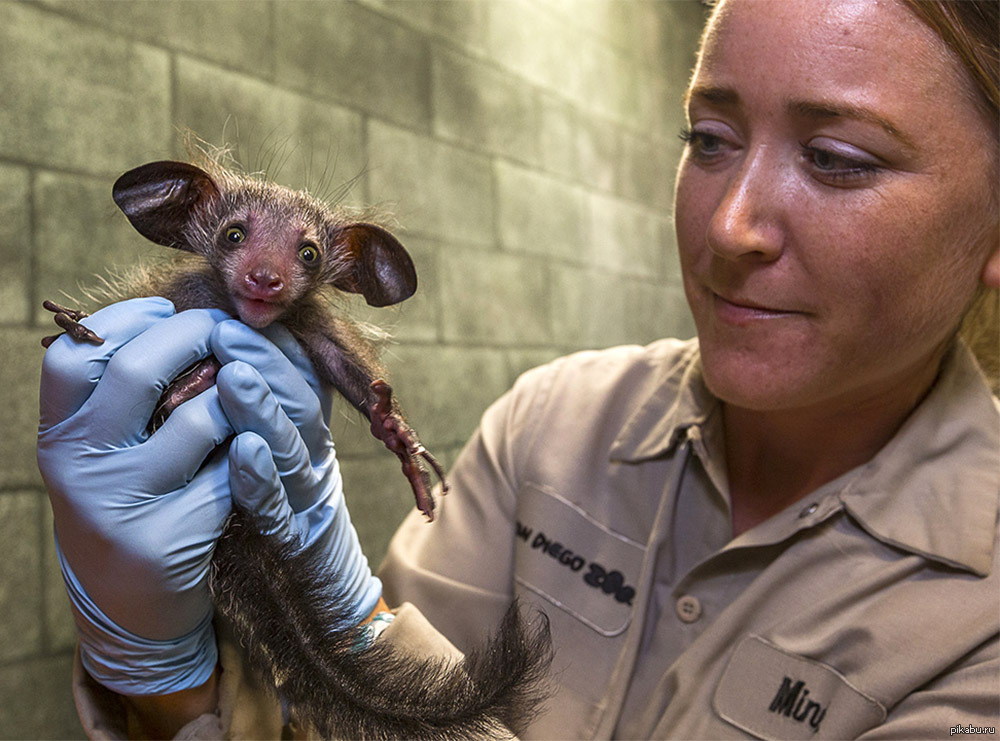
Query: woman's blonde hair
[[901, 0, 999, 393]]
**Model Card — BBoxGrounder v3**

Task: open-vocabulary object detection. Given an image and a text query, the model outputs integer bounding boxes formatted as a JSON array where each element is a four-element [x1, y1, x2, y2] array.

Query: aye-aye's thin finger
[[39, 298, 176, 431]]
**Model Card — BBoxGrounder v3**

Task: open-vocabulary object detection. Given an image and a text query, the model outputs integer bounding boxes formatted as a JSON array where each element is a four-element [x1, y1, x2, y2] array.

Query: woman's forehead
[[696, 0, 958, 96], [690, 0, 981, 136]]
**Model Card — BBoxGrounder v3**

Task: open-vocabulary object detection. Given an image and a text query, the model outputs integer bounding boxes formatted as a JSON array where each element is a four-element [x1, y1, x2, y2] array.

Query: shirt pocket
[[513, 482, 646, 637], [513, 483, 648, 737], [713, 635, 887, 740]]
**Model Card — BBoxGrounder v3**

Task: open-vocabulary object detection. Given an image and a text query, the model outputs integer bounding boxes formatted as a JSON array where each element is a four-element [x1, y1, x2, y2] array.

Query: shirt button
[[799, 503, 819, 518], [675, 595, 702, 623]]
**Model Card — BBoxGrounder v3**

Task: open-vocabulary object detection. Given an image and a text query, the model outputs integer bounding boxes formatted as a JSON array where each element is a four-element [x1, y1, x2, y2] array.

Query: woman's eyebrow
[[684, 85, 918, 152], [787, 99, 918, 151], [685, 84, 740, 109]]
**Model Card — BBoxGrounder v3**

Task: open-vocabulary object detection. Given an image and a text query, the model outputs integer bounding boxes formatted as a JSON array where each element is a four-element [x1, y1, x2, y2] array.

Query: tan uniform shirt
[[72, 338, 999, 739], [380, 338, 1000, 739]]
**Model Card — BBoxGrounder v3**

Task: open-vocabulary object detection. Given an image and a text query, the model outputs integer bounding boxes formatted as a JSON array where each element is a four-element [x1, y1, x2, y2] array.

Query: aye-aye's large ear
[[331, 223, 417, 307], [113, 161, 220, 251]]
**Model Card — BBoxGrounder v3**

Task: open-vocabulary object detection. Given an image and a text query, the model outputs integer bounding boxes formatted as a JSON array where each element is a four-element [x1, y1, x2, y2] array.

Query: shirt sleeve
[[855, 637, 1000, 739], [378, 361, 557, 654]]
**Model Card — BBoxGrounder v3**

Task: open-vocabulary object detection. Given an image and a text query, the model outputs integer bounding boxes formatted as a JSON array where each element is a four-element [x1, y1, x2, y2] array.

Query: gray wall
[[0, 0, 704, 737]]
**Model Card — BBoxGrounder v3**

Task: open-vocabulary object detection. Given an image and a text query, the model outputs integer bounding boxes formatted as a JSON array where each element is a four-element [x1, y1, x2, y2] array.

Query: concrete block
[[0, 493, 43, 662], [432, 48, 540, 166], [623, 279, 695, 346], [385, 344, 511, 448], [340, 456, 419, 567], [367, 122, 495, 246], [618, 131, 658, 206], [275, 2, 432, 131], [33, 172, 151, 325], [0, 165, 30, 324], [0, 3, 170, 175], [39, 0, 274, 78], [174, 57, 367, 205], [361, 0, 488, 54], [575, 114, 621, 194], [486, 0, 562, 91], [0, 330, 46, 489], [538, 93, 579, 181], [439, 249, 550, 347], [0, 653, 85, 740], [550, 265, 629, 351], [495, 161, 587, 262], [542, 0, 638, 52], [635, 1, 707, 80], [586, 193, 664, 279], [572, 37, 640, 129], [489, 2, 641, 128]]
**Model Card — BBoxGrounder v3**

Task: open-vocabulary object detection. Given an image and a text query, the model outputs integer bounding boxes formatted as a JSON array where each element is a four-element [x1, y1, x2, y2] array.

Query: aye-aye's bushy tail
[[210, 508, 554, 740]]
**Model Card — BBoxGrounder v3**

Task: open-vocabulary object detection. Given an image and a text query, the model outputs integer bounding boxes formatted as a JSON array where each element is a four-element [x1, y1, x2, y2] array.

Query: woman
[[40, 0, 998, 738]]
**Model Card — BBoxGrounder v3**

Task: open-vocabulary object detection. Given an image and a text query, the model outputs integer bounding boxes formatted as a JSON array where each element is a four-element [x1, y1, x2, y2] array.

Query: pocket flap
[[514, 483, 644, 636], [714, 636, 886, 739]]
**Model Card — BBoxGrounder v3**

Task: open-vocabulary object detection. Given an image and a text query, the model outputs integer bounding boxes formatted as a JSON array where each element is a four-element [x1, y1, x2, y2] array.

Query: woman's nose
[[706, 149, 785, 262]]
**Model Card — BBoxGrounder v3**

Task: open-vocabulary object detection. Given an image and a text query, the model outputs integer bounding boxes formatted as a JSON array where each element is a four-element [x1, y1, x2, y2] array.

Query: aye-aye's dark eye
[[298, 243, 320, 264], [225, 225, 246, 244]]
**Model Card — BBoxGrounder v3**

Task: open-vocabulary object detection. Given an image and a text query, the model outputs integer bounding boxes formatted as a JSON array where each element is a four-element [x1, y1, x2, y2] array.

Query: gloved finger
[[216, 362, 318, 506], [228, 432, 302, 543], [39, 297, 177, 431], [258, 323, 334, 422], [140, 386, 234, 491], [211, 321, 331, 456], [84, 308, 231, 445]]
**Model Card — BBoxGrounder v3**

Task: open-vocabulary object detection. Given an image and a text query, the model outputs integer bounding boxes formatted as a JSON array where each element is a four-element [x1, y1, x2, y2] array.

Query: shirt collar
[[609, 339, 716, 463], [610, 339, 999, 577], [839, 342, 999, 577]]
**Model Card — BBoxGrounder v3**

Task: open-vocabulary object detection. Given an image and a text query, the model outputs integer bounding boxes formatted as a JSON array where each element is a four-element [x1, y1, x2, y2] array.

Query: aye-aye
[[42, 157, 552, 740]]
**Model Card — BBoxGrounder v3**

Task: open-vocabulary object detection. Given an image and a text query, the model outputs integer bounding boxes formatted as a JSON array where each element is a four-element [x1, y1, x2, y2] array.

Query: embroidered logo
[[769, 676, 827, 733], [516, 520, 636, 605]]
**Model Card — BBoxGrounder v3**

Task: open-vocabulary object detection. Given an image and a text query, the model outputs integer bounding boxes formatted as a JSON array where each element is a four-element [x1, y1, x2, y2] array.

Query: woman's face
[[675, 0, 999, 415]]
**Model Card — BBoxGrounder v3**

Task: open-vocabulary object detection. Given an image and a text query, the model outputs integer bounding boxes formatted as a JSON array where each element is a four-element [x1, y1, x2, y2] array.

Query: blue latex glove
[[38, 298, 233, 694], [38, 298, 380, 696], [211, 320, 382, 628]]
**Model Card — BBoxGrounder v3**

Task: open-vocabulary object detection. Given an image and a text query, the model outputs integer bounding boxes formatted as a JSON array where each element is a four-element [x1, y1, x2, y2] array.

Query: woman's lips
[[711, 292, 805, 325]]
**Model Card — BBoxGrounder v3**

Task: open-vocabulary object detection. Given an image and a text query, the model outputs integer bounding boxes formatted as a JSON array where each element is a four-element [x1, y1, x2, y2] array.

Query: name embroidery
[[516, 520, 636, 605], [769, 676, 827, 733]]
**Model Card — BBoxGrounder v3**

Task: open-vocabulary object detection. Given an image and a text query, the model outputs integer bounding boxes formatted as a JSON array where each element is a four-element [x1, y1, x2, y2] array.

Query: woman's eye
[[802, 143, 881, 185], [679, 127, 729, 161], [225, 225, 246, 244], [298, 243, 320, 264]]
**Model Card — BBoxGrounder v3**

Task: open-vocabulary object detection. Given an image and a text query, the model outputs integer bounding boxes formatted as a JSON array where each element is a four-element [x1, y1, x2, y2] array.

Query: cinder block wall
[[0, 1, 704, 736]]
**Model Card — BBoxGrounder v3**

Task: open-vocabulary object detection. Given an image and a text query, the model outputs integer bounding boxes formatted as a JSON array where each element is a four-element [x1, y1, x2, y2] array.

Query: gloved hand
[[39, 298, 235, 694], [211, 321, 382, 628], [38, 297, 379, 696]]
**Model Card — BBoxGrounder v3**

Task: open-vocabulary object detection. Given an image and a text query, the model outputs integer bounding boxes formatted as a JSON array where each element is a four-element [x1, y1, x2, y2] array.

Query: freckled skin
[[674, 0, 1000, 532], [678, 0, 997, 416]]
